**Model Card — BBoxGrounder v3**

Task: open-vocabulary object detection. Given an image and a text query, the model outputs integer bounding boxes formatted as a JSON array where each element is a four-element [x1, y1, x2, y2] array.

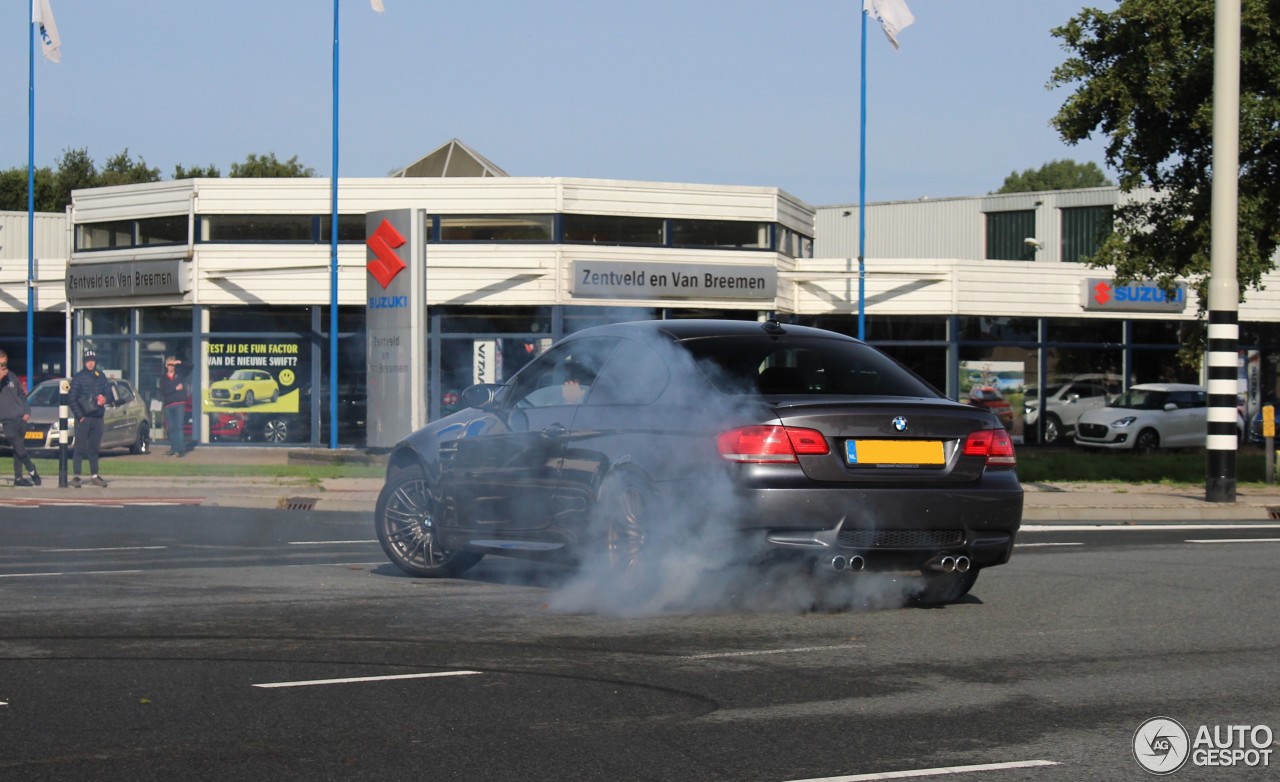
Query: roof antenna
[[761, 319, 786, 335]]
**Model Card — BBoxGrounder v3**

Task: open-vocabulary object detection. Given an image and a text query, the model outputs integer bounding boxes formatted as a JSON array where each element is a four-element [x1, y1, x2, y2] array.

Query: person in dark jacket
[[159, 355, 189, 457], [0, 349, 40, 487], [68, 348, 113, 488]]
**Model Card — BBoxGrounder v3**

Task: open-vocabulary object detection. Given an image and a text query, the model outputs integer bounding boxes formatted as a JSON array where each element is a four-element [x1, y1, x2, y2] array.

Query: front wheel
[[244, 391, 256, 407], [1042, 414, 1063, 445], [375, 464, 482, 578], [1134, 428, 1160, 453], [915, 568, 978, 605], [259, 417, 289, 443]]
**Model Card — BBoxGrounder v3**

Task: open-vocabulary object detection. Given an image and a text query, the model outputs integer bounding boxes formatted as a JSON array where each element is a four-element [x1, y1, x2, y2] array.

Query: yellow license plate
[[846, 439, 944, 466], [24, 430, 44, 440]]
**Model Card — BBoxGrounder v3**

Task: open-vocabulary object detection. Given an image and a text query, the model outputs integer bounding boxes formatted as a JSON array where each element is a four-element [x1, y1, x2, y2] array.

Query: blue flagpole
[[857, 7, 868, 342], [330, 0, 340, 449], [28, 11, 37, 386]]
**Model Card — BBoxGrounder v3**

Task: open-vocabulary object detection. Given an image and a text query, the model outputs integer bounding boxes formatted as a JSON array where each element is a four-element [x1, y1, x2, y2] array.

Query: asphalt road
[[2, 508, 1279, 781]]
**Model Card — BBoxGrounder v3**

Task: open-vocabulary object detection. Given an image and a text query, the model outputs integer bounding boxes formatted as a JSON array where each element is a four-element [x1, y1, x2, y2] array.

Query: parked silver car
[[1074, 382, 1241, 452], [1024, 374, 1120, 444], [23, 378, 152, 454]]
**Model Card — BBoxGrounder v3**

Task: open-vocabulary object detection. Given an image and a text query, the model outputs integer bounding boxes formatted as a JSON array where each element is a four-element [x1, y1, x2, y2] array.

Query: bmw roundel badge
[[892, 416, 908, 432]]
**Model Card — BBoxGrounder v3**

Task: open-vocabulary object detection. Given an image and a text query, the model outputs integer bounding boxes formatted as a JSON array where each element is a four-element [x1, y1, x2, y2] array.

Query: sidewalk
[[3, 446, 1280, 521]]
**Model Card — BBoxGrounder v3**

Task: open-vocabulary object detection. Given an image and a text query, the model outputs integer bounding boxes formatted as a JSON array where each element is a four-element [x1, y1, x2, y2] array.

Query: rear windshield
[[28, 383, 60, 406], [680, 335, 940, 398]]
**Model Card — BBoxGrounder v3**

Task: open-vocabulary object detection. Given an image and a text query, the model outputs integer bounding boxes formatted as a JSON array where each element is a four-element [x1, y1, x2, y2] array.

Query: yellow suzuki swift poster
[[204, 340, 302, 413]]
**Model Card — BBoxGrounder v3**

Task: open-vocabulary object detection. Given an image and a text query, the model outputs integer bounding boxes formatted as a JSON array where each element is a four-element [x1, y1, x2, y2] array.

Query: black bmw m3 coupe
[[375, 319, 1022, 604]]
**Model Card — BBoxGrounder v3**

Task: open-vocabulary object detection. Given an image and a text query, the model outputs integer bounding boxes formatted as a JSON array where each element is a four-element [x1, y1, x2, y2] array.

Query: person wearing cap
[[159, 355, 189, 457], [68, 349, 113, 488], [0, 349, 41, 487]]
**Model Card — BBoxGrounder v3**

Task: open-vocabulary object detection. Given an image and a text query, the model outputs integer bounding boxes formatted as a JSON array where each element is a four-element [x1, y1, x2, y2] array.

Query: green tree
[[1050, 0, 1280, 318], [172, 163, 222, 179], [98, 149, 161, 187], [995, 159, 1112, 193], [51, 147, 98, 211], [0, 167, 57, 212], [229, 152, 315, 178]]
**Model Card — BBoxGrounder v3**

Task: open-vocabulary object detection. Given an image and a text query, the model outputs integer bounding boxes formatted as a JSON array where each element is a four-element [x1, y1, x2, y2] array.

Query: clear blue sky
[[4, 0, 1116, 207]]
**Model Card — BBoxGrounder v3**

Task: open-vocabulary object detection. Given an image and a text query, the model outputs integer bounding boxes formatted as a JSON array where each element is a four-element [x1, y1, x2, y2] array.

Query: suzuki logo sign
[[366, 219, 407, 289], [1082, 278, 1187, 313]]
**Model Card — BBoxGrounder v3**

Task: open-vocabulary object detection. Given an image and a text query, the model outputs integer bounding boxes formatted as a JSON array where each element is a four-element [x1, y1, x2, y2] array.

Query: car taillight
[[717, 425, 830, 462], [962, 428, 1016, 467]]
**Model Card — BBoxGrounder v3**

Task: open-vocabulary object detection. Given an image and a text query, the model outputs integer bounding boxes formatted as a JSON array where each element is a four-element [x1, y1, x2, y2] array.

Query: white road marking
[[42, 546, 167, 552], [682, 644, 864, 660], [253, 671, 482, 689], [784, 759, 1059, 781], [283, 561, 387, 568], [1015, 542, 1084, 548], [1021, 523, 1280, 532], [0, 701, 6, 707], [0, 570, 143, 579], [287, 540, 377, 545], [1186, 537, 1280, 544]]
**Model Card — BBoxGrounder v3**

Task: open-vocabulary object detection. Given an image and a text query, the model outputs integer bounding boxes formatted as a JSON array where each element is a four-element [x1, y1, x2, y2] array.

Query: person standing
[[159, 356, 189, 457], [0, 349, 41, 487], [68, 349, 112, 488]]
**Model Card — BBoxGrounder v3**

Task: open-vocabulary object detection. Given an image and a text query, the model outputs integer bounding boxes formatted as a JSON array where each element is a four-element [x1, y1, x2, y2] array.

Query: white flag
[[32, 0, 62, 62], [864, 0, 914, 50], [370, 0, 386, 12]]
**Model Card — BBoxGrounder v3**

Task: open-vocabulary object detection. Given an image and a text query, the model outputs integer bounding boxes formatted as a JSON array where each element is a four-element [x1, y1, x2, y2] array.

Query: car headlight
[[232, 383, 245, 390], [1112, 416, 1138, 428]]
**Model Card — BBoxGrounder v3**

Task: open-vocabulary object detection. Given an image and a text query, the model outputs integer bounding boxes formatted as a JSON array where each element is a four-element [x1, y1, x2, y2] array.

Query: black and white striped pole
[[1206, 0, 1241, 503]]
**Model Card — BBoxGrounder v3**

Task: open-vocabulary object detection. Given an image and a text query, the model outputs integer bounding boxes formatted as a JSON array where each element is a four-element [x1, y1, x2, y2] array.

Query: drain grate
[[1268, 506, 1280, 520], [278, 496, 318, 511]]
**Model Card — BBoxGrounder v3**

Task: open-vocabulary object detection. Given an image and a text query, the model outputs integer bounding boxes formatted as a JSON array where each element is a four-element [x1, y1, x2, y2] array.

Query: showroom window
[[562, 214, 664, 245], [437, 214, 554, 242], [670, 219, 769, 250]]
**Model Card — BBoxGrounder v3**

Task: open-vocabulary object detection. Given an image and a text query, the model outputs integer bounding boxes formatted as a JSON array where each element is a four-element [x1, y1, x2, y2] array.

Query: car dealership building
[[3, 140, 1278, 447]]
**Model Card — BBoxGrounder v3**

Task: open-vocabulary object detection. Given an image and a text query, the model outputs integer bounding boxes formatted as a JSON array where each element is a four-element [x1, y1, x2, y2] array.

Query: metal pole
[[1206, 0, 1241, 502], [330, 0, 340, 449], [856, 8, 868, 341], [28, 8, 36, 386]]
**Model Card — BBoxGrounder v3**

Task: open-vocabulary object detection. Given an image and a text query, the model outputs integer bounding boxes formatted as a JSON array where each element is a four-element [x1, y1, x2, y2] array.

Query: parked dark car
[[374, 320, 1023, 604]]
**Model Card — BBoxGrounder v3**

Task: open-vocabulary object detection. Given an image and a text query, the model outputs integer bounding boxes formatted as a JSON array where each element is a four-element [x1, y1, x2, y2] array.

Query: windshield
[[1109, 388, 1170, 410], [228, 370, 257, 380]]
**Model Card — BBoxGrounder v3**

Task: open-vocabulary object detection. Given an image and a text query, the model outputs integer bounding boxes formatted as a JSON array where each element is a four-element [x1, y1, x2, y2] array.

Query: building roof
[[389, 138, 508, 178]]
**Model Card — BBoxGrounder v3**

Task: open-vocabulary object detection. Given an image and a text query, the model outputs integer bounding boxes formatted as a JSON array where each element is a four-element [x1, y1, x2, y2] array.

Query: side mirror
[[460, 383, 505, 410], [1163, 402, 1178, 411]]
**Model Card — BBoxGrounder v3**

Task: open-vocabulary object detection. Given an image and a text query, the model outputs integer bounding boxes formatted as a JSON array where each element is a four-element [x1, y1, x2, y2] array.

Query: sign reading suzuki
[[1082, 278, 1187, 313]]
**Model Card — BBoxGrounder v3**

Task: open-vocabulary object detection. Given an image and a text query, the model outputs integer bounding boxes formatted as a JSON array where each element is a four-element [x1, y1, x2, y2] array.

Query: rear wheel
[[375, 463, 482, 578], [915, 568, 978, 605], [130, 423, 151, 455], [1134, 428, 1160, 453], [595, 472, 661, 574]]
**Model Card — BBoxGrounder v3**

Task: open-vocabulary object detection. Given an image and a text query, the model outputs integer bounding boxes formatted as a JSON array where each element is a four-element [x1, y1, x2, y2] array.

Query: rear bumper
[[710, 471, 1023, 570]]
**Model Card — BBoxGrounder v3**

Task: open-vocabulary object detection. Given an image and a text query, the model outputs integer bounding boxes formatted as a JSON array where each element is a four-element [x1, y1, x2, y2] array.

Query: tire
[[1042, 414, 1063, 445], [915, 568, 979, 605], [130, 423, 151, 455], [244, 391, 256, 407], [270, 389, 279, 403], [259, 417, 289, 443], [592, 472, 663, 577], [375, 463, 482, 578], [1134, 428, 1160, 453]]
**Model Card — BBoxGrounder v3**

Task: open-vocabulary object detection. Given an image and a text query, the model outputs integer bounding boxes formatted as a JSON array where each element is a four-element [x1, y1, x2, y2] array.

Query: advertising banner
[[204, 340, 302, 413]]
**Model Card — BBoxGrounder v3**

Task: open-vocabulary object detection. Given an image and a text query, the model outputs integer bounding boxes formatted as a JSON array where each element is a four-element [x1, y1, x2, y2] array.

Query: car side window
[[586, 338, 671, 406], [114, 382, 134, 404], [508, 337, 619, 409], [1168, 391, 1196, 409]]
